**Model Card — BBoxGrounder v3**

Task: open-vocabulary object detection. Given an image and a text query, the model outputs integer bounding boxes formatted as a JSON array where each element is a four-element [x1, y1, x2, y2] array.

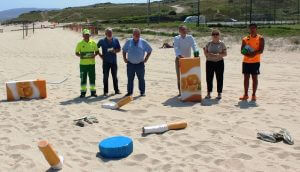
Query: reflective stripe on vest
[[243, 34, 262, 63]]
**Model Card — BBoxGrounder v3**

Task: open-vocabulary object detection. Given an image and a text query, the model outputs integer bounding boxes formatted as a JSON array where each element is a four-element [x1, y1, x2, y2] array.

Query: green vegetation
[[96, 22, 300, 37], [6, 0, 300, 37]]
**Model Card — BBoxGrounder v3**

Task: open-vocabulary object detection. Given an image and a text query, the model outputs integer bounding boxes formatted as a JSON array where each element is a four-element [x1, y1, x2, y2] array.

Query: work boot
[[91, 91, 97, 97], [80, 92, 86, 98]]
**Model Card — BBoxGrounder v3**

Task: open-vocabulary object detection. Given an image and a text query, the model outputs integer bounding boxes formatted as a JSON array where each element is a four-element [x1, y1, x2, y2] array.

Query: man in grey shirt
[[173, 25, 199, 96]]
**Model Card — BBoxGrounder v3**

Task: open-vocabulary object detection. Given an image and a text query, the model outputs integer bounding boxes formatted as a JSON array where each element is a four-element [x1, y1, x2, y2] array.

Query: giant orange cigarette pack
[[6, 80, 47, 101], [179, 58, 202, 102]]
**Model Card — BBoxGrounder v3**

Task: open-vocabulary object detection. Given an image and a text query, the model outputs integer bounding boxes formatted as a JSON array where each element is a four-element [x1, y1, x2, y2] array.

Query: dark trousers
[[80, 64, 96, 93], [206, 60, 224, 93], [127, 62, 145, 95], [103, 62, 119, 93], [175, 58, 180, 94]]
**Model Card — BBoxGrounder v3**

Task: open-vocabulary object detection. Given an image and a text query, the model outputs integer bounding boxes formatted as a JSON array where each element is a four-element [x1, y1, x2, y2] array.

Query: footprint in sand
[[130, 109, 148, 114], [293, 146, 300, 150], [9, 154, 24, 162], [291, 153, 300, 158], [125, 161, 138, 166], [179, 139, 192, 145], [162, 164, 172, 171], [231, 153, 253, 160], [0, 137, 10, 144], [132, 153, 148, 162], [6, 144, 31, 151], [189, 154, 201, 159], [150, 158, 161, 165], [267, 147, 282, 152], [276, 151, 290, 159]]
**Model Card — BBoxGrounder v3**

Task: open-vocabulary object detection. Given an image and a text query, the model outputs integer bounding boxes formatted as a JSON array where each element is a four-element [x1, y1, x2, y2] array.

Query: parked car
[[184, 16, 206, 23]]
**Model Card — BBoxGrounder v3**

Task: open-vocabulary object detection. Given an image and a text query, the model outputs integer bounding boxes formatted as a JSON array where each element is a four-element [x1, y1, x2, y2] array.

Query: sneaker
[[125, 93, 132, 97], [115, 91, 121, 95], [205, 94, 211, 99], [91, 91, 97, 97], [80, 92, 86, 98], [140, 93, 146, 97], [103, 93, 108, 97], [239, 95, 249, 100], [251, 95, 257, 101], [216, 93, 222, 100]]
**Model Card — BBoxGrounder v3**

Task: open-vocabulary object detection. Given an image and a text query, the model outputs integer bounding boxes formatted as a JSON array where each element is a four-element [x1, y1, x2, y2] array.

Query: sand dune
[[0, 26, 300, 172]]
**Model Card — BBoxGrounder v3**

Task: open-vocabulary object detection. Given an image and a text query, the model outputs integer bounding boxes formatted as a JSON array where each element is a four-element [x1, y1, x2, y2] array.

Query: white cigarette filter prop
[[179, 58, 202, 102], [6, 79, 47, 101], [143, 121, 187, 134], [38, 140, 63, 170], [102, 96, 133, 110]]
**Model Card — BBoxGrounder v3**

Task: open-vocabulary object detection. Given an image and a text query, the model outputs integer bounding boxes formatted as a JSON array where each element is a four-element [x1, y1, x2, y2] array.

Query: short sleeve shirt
[[122, 38, 152, 64], [205, 41, 226, 62], [97, 37, 121, 64], [76, 39, 98, 65]]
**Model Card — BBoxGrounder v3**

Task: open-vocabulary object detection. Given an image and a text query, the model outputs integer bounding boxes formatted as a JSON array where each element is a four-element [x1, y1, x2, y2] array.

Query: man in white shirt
[[173, 25, 199, 96]]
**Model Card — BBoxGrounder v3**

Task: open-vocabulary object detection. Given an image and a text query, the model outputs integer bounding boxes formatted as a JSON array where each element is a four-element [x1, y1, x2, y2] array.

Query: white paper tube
[[102, 102, 118, 110], [143, 124, 168, 134]]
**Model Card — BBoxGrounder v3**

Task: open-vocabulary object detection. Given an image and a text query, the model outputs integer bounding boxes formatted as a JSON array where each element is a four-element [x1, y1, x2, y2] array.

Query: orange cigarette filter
[[38, 140, 61, 167], [167, 121, 187, 130], [117, 96, 133, 108]]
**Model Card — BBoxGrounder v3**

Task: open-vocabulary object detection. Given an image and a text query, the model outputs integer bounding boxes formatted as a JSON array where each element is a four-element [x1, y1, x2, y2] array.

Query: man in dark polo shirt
[[97, 28, 121, 96]]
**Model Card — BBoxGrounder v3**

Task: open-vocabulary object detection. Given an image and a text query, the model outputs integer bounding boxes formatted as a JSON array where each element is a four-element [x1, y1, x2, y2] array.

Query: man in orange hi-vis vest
[[240, 23, 265, 101]]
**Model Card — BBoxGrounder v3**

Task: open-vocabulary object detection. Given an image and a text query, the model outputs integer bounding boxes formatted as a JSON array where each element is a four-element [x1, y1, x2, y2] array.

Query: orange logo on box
[[179, 58, 202, 102]]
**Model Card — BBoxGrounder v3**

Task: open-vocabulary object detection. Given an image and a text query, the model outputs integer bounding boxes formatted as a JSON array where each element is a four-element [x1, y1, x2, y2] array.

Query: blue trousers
[[127, 62, 145, 95]]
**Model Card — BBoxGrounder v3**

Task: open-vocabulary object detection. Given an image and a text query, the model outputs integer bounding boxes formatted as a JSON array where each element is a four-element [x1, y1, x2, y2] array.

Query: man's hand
[[247, 51, 257, 57], [122, 51, 128, 63], [144, 57, 149, 63], [75, 52, 81, 57], [99, 54, 104, 60]]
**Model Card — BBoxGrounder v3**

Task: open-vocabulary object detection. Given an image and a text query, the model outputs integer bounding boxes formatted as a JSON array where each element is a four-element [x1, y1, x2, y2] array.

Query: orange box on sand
[[179, 58, 202, 102], [6, 79, 47, 101]]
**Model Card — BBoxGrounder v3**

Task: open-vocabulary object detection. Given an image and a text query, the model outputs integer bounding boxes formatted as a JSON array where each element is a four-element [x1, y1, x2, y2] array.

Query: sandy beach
[[0, 25, 300, 172]]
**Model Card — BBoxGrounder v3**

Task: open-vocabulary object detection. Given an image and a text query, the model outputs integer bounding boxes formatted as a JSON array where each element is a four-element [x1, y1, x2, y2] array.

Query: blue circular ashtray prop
[[99, 136, 133, 158]]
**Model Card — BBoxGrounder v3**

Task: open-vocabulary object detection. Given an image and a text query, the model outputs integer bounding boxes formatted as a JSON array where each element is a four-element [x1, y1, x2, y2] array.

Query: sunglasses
[[212, 33, 219, 36]]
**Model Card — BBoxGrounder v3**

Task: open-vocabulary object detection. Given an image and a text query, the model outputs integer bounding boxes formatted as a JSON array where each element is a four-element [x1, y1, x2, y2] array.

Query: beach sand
[[0, 25, 300, 172]]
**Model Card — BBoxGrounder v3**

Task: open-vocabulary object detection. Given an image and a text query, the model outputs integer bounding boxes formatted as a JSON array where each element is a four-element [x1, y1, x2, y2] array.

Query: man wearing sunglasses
[[240, 23, 265, 101]]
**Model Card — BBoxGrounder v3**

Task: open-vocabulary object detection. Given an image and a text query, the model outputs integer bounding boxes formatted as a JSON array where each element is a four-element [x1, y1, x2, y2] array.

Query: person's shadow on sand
[[201, 98, 220, 106], [162, 96, 198, 107], [235, 100, 258, 109], [60, 95, 112, 105]]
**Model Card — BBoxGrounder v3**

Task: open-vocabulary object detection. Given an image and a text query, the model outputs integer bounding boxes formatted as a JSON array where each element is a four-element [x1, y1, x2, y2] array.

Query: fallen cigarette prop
[[102, 96, 133, 110], [143, 121, 187, 134], [38, 140, 63, 170]]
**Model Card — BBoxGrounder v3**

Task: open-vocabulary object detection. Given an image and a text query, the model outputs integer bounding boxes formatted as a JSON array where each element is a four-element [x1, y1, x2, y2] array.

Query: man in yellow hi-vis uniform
[[75, 29, 99, 98]]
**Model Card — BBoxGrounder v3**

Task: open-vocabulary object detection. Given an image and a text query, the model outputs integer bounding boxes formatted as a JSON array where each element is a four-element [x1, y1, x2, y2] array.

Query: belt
[[128, 61, 144, 65]]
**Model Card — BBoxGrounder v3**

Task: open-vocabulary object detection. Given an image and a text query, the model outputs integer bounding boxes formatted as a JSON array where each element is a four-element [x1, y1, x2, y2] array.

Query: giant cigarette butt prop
[[143, 121, 187, 134], [6, 79, 47, 101], [179, 58, 202, 102], [102, 96, 133, 110], [38, 140, 63, 170]]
